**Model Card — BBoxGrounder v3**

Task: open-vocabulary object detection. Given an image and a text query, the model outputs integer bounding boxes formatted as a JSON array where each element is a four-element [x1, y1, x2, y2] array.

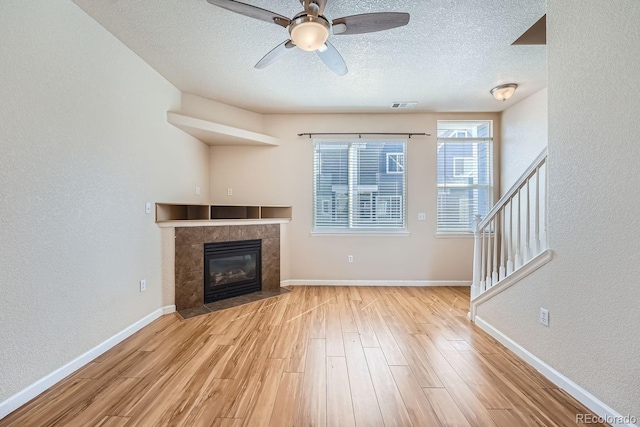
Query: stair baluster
[[471, 149, 548, 300]]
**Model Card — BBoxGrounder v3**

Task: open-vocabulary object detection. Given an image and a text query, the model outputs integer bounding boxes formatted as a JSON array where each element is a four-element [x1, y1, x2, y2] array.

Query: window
[[386, 153, 405, 174], [437, 121, 493, 233], [313, 140, 406, 231]]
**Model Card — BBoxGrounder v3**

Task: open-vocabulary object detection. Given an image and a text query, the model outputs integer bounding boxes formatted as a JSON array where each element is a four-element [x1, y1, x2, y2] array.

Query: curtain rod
[[297, 132, 431, 138]]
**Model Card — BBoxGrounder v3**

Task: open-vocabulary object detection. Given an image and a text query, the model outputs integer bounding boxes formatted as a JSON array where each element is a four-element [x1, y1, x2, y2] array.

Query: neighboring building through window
[[313, 140, 406, 231], [386, 152, 405, 174], [451, 130, 469, 138], [437, 121, 493, 233], [453, 157, 476, 178]]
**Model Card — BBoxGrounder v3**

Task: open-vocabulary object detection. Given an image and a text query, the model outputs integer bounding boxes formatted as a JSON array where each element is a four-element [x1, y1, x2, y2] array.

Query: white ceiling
[[72, 0, 547, 114]]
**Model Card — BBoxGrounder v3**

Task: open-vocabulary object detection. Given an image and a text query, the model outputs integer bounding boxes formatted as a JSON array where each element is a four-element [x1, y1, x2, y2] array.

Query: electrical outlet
[[195, 186, 201, 196], [140, 279, 146, 292], [418, 212, 427, 221], [348, 255, 353, 263], [227, 188, 233, 196], [540, 308, 549, 326], [145, 202, 151, 214]]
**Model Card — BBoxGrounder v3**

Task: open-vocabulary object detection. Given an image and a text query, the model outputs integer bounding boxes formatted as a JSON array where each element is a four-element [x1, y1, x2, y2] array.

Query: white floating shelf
[[167, 112, 279, 147]]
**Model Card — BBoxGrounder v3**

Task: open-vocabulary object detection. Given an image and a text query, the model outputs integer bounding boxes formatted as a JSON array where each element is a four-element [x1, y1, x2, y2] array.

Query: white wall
[[207, 110, 500, 282], [0, 1, 209, 404], [500, 88, 548, 194], [477, 0, 640, 419]]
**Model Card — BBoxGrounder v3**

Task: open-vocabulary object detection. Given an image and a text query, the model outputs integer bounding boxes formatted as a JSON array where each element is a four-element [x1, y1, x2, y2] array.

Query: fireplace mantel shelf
[[157, 218, 290, 228]]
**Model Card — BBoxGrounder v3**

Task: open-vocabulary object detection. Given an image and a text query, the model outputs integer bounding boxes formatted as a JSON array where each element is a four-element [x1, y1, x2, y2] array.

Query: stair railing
[[472, 148, 548, 299]]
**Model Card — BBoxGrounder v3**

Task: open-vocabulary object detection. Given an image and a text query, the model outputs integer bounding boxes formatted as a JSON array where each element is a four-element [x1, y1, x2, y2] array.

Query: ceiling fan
[[206, 0, 410, 76]]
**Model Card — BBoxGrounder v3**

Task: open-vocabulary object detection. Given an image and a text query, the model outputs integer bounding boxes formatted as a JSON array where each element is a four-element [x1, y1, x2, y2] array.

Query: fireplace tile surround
[[174, 224, 280, 311]]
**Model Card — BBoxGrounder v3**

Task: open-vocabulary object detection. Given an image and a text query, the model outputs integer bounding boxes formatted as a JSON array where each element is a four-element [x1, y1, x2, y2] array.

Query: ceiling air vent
[[391, 102, 418, 109]]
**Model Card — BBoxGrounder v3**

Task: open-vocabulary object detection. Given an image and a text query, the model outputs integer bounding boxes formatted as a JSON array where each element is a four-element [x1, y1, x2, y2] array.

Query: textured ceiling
[[72, 0, 547, 113]]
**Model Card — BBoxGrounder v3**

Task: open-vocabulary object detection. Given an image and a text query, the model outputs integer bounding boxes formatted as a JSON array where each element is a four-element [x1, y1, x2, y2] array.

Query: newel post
[[471, 214, 482, 300]]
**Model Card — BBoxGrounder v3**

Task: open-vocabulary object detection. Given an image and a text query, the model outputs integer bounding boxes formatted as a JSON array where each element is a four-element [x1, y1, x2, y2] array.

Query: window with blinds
[[313, 140, 406, 231], [437, 121, 493, 233]]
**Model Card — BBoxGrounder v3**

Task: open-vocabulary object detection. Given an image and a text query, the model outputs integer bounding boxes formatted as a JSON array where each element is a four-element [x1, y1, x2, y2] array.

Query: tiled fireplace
[[174, 224, 280, 311]]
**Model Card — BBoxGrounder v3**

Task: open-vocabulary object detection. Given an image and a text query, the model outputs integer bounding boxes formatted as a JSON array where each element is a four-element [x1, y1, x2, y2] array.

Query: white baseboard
[[0, 305, 173, 420], [281, 279, 470, 287], [162, 305, 176, 314], [474, 316, 637, 427]]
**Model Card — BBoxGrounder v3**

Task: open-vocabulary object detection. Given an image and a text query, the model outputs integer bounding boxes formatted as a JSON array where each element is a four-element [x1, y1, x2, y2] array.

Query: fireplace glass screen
[[209, 254, 257, 286], [204, 239, 261, 303]]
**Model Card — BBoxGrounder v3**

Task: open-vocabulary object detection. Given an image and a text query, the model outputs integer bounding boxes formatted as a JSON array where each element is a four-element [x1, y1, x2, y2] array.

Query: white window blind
[[313, 140, 406, 231], [437, 121, 493, 233]]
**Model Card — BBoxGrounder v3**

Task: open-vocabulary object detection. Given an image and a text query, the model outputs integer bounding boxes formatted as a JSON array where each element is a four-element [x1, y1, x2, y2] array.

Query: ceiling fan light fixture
[[289, 16, 330, 51], [206, 0, 411, 75], [490, 83, 518, 101]]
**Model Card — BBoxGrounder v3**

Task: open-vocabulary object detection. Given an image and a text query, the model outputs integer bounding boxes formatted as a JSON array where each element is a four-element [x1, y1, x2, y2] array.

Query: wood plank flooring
[[1, 286, 606, 426]]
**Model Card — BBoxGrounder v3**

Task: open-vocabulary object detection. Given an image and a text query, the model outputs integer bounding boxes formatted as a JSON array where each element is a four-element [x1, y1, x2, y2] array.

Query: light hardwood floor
[[1, 286, 606, 427]]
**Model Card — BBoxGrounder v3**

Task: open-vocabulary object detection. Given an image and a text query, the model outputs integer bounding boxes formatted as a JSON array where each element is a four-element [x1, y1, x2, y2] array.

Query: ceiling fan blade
[[512, 15, 546, 45], [316, 41, 348, 76], [332, 12, 410, 35], [206, 0, 290, 28], [255, 40, 295, 69]]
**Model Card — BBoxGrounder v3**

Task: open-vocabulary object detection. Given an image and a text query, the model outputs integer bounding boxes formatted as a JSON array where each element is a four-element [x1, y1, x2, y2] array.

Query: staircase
[[470, 148, 552, 319]]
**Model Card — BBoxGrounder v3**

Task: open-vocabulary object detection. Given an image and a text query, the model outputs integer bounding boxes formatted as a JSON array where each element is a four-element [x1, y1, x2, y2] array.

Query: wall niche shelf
[[167, 112, 279, 147], [156, 204, 210, 222], [156, 203, 292, 223]]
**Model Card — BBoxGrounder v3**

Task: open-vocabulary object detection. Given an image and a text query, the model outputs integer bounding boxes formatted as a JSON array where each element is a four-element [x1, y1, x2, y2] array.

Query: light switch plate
[[145, 202, 152, 214]]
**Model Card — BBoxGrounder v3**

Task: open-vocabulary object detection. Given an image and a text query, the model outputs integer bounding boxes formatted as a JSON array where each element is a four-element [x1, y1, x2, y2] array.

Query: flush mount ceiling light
[[289, 16, 330, 52], [490, 83, 518, 101]]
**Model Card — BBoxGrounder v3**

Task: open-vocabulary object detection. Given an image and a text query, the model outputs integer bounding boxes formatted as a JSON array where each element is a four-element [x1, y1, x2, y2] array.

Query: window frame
[[436, 121, 494, 236]]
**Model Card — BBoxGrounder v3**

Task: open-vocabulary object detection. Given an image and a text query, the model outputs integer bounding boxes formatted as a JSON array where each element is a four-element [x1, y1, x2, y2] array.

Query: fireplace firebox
[[204, 239, 262, 303]]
